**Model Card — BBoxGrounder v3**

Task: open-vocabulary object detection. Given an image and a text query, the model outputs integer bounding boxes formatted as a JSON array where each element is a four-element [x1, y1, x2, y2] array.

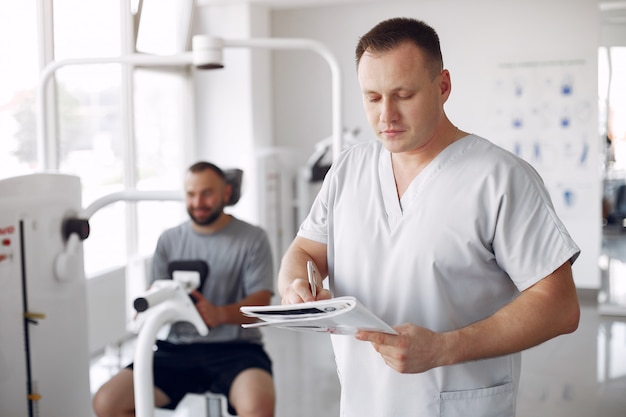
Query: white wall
[[192, 4, 304, 271], [270, 0, 601, 288], [193, 3, 273, 228]]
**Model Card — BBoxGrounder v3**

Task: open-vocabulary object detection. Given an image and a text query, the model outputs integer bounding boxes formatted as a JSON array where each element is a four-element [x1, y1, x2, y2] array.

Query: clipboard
[[240, 296, 397, 335]]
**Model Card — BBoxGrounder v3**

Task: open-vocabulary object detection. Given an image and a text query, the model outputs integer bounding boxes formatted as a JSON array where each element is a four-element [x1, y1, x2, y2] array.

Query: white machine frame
[[0, 173, 240, 416], [0, 173, 92, 417], [36, 36, 343, 172], [131, 273, 208, 417]]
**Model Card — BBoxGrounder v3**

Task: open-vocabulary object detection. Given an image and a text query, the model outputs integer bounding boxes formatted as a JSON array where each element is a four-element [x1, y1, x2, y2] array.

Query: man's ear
[[439, 69, 452, 103]]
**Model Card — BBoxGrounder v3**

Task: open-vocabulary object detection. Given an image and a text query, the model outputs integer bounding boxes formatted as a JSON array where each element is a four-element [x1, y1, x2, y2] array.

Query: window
[[599, 47, 626, 171], [134, 68, 190, 258], [53, 0, 126, 275], [2, 1, 194, 277], [133, 0, 195, 258], [136, 0, 194, 55], [0, 2, 39, 178]]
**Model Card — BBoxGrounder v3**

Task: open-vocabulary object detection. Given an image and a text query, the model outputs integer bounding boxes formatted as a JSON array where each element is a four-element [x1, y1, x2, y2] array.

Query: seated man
[[93, 161, 275, 417]]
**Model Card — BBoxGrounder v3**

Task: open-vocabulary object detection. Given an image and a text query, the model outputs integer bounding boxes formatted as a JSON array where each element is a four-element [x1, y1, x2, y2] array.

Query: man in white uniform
[[278, 17, 580, 416]]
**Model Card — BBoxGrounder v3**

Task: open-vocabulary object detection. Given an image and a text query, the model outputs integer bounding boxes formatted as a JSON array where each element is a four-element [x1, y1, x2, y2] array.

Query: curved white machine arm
[[219, 37, 342, 163], [37, 37, 342, 171], [54, 190, 183, 281], [81, 190, 183, 219], [132, 279, 208, 417]]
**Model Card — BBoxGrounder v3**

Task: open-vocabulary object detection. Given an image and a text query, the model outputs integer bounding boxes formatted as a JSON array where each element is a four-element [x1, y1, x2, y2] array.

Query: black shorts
[[127, 341, 272, 412]]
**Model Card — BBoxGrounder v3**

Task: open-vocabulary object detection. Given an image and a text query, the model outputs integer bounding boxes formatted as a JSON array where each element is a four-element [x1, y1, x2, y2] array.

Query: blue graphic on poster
[[489, 59, 596, 218]]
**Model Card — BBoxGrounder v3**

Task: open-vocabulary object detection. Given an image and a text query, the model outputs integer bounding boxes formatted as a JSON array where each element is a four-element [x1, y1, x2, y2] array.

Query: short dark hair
[[187, 161, 226, 180], [355, 17, 443, 79]]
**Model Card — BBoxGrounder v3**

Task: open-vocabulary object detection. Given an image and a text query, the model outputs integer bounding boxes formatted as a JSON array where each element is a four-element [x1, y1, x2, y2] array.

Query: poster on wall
[[488, 58, 600, 288]]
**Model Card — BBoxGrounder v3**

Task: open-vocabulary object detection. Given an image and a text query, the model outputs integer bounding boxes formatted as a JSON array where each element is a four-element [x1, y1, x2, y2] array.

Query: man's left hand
[[355, 323, 448, 374]]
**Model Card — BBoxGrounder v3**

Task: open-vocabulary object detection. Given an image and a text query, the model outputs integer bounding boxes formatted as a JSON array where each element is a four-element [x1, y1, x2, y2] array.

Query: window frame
[[37, 0, 196, 275]]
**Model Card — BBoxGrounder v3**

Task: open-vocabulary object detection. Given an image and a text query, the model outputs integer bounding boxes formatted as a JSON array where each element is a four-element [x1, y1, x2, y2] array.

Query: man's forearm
[[208, 290, 273, 326], [439, 262, 580, 367]]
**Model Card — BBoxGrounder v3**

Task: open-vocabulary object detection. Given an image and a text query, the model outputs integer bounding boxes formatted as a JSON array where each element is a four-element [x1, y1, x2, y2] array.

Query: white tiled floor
[[91, 232, 626, 417], [516, 298, 626, 417]]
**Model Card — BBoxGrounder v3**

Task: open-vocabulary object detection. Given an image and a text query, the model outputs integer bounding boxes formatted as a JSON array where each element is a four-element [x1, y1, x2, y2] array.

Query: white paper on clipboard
[[240, 296, 397, 335]]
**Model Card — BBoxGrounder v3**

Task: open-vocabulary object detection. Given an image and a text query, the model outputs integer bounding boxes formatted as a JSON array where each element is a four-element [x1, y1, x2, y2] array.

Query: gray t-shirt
[[151, 216, 274, 344]]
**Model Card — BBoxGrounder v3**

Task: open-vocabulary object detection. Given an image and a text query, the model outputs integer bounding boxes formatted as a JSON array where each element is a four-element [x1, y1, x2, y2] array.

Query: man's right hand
[[190, 290, 224, 328], [281, 277, 332, 305]]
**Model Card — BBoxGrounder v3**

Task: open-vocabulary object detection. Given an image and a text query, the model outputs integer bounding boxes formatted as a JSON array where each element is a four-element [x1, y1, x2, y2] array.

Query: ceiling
[[196, 0, 395, 9], [601, 0, 626, 25], [197, 0, 626, 26]]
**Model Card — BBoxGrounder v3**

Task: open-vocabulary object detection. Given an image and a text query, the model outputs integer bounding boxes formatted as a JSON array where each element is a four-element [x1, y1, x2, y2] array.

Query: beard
[[188, 203, 224, 226]]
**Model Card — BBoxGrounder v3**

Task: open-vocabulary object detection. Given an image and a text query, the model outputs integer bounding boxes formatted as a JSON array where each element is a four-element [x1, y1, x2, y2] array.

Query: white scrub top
[[298, 135, 580, 417]]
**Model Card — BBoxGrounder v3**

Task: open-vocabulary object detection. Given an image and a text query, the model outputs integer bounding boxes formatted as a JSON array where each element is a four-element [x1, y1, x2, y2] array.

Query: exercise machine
[[131, 260, 237, 417], [0, 171, 241, 416], [0, 173, 91, 417]]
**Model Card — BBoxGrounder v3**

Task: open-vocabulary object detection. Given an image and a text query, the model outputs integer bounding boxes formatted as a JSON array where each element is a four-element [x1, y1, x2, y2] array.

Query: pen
[[306, 260, 317, 298]]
